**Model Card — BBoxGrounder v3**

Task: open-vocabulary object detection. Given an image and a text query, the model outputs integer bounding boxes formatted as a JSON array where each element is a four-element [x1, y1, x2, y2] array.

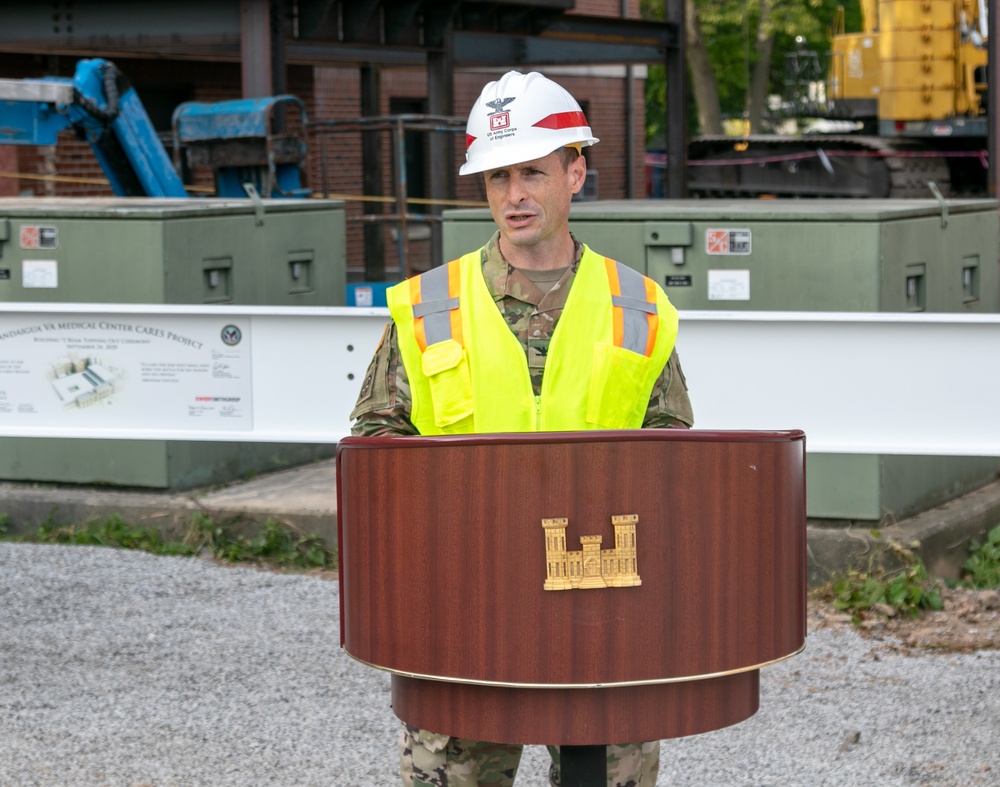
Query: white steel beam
[[677, 311, 1000, 456], [0, 303, 997, 455]]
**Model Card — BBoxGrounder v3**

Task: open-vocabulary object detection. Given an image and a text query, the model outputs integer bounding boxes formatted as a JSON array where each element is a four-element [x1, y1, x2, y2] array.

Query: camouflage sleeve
[[349, 322, 420, 437], [642, 348, 695, 429]]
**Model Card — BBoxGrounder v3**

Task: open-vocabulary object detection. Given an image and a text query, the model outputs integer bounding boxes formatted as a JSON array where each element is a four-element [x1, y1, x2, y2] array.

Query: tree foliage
[[641, 0, 864, 143]]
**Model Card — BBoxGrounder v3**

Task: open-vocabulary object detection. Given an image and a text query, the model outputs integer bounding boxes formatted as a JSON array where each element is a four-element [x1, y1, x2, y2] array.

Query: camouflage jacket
[[350, 231, 694, 436]]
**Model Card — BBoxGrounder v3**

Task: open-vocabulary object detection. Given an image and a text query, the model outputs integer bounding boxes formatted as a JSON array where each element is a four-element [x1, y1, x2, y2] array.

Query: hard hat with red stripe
[[459, 71, 599, 176]]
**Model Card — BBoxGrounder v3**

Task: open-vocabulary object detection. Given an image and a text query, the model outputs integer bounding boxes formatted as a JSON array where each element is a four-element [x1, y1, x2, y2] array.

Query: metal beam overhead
[[296, 0, 337, 38], [0, 2, 680, 70], [341, 0, 382, 42], [384, 0, 424, 45], [538, 14, 678, 47], [423, 1, 463, 48], [453, 32, 666, 66], [0, 0, 239, 40]]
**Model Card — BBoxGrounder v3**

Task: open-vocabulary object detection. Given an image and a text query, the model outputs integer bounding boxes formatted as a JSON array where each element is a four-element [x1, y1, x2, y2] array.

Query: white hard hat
[[459, 71, 599, 176]]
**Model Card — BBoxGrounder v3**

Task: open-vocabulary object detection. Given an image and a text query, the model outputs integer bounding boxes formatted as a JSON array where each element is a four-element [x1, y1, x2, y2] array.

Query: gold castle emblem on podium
[[541, 514, 642, 591]]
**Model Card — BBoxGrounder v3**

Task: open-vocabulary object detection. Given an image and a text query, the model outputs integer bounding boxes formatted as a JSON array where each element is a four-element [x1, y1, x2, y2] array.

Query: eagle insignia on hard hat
[[485, 97, 515, 131], [485, 97, 515, 114]]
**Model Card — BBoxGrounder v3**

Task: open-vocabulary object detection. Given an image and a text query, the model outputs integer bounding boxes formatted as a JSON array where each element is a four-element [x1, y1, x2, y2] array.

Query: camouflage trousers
[[399, 723, 660, 786]]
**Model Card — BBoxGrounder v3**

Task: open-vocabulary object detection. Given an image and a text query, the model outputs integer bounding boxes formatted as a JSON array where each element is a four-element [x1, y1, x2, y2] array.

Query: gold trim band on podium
[[342, 644, 807, 689]]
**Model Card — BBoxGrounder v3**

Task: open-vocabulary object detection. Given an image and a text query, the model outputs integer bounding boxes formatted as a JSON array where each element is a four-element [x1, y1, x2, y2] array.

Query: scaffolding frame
[[309, 114, 476, 280]]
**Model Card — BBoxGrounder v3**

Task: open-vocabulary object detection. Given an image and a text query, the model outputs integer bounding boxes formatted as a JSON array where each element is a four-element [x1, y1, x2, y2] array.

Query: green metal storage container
[[444, 199, 999, 313], [0, 197, 346, 306], [0, 197, 347, 490], [443, 198, 1000, 522]]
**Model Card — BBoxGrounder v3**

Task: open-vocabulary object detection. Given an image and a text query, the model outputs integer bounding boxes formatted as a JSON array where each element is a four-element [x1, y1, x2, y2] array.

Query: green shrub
[[815, 533, 943, 624], [961, 524, 1000, 589], [184, 514, 336, 570]]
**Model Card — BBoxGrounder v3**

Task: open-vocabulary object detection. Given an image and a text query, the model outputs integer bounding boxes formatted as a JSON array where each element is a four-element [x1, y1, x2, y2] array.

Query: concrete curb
[[806, 478, 1000, 586], [0, 484, 336, 540]]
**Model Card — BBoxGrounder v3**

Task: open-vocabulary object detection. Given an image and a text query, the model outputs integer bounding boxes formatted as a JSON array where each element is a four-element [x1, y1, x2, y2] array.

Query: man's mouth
[[507, 212, 535, 225]]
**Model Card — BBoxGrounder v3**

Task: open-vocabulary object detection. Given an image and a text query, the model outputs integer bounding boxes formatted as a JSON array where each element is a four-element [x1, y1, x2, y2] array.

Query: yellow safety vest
[[387, 244, 678, 435]]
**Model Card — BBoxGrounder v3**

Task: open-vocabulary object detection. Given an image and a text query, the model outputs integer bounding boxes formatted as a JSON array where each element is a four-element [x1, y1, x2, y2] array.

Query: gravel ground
[[1, 542, 997, 787]]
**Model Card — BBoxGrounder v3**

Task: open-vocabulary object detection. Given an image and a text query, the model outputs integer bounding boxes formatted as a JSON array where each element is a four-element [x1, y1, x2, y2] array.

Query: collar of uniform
[[479, 230, 584, 303]]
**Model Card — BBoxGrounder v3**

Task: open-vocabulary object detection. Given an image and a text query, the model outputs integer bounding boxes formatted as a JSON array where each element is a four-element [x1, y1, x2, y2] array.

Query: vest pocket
[[587, 343, 651, 429], [421, 339, 474, 428]]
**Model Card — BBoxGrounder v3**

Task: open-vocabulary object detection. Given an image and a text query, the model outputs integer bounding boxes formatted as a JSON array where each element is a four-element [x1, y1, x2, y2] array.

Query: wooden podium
[[336, 429, 806, 746]]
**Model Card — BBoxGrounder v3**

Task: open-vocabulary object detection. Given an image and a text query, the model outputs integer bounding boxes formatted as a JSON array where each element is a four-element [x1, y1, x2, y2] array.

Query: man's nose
[[506, 174, 529, 204]]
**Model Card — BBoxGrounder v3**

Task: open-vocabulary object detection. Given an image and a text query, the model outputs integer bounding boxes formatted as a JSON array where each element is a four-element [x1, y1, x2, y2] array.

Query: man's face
[[482, 150, 586, 252]]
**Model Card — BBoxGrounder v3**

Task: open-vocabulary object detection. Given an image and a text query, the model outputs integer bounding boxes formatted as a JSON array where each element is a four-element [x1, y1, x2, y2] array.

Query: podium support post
[[561, 746, 606, 787]]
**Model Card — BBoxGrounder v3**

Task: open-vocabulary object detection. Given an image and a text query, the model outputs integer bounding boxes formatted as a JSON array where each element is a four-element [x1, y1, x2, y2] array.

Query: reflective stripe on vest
[[411, 256, 656, 359], [604, 258, 658, 358], [410, 260, 462, 351]]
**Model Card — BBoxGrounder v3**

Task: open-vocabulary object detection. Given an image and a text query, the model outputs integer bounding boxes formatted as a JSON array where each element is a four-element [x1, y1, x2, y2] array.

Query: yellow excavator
[[687, 0, 989, 198]]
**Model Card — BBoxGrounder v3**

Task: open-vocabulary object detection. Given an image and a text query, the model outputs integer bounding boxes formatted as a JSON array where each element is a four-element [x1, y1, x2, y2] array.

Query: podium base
[[392, 671, 760, 745]]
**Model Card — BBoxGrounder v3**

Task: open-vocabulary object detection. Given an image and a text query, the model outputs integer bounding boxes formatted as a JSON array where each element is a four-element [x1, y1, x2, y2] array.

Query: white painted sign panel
[[1, 304, 999, 457], [0, 312, 253, 431], [707, 269, 750, 300], [21, 260, 58, 288]]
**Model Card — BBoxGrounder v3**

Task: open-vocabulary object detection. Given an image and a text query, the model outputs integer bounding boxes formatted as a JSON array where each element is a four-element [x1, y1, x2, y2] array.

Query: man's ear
[[568, 154, 587, 194]]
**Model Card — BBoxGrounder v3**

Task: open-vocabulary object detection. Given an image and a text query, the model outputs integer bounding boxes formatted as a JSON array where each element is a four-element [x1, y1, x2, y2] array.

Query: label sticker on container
[[705, 228, 751, 256], [353, 286, 374, 307], [19, 225, 58, 250], [664, 275, 692, 287], [708, 269, 750, 301], [22, 260, 58, 288]]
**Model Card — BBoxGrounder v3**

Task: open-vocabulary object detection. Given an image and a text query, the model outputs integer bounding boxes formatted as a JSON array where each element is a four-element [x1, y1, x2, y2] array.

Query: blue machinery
[[0, 58, 307, 199], [172, 94, 310, 199]]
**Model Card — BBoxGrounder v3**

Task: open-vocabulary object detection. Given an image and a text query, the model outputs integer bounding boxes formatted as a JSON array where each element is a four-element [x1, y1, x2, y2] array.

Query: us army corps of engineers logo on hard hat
[[485, 96, 516, 141]]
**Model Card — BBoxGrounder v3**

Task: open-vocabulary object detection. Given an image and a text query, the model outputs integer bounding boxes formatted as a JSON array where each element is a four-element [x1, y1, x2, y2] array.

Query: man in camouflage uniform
[[350, 70, 693, 786], [352, 232, 693, 437]]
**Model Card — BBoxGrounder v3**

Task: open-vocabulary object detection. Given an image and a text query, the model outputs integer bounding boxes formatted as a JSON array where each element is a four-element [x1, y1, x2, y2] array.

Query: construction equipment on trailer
[[0, 58, 308, 200], [687, 0, 989, 198], [172, 95, 311, 199]]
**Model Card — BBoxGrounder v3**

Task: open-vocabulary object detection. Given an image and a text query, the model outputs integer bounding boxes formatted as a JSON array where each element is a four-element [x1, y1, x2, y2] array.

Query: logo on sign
[[490, 112, 510, 131], [19, 225, 58, 250], [705, 228, 752, 256], [221, 325, 242, 346], [706, 229, 730, 255]]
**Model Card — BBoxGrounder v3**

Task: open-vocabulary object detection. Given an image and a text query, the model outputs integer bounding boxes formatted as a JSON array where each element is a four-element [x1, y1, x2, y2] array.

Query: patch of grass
[[33, 514, 196, 556], [960, 523, 1000, 590], [813, 531, 943, 624], [184, 514, 336, 570], [2, 513, 336, 573]]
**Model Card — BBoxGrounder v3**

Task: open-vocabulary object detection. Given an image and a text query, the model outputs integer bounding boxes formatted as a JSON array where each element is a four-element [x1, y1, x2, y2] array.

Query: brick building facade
[[0, 0, 648, 281]]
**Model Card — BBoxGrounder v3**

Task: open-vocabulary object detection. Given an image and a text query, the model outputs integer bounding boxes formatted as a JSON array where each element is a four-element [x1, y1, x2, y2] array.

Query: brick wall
[[0, 0, 650, 279], [571, 0, 640, 18], [311, 67, 367, 274]]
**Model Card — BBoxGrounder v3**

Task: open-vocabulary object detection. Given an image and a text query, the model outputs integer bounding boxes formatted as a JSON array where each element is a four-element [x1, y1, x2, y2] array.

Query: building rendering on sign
[[542, 513, 642, 591], [50, 356, 121, 409]]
